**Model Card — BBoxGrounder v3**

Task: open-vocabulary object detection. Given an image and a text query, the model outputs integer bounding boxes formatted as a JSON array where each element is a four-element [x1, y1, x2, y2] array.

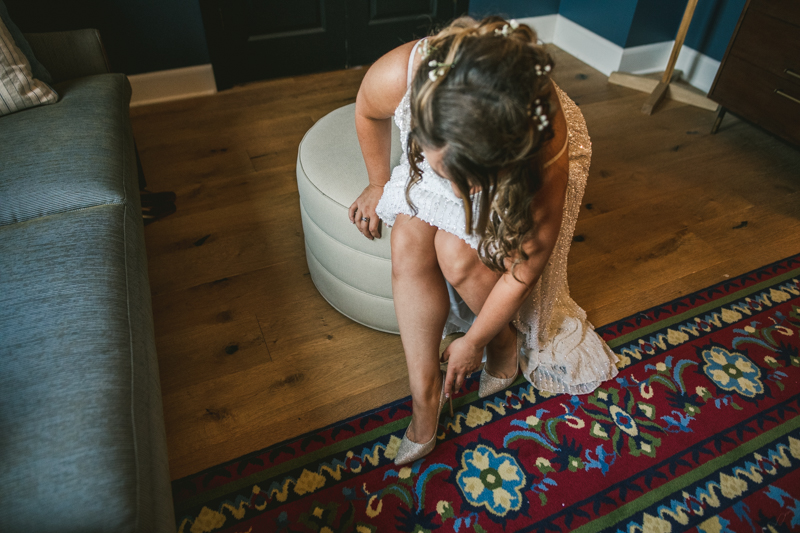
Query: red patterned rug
[[173, 254, 800, 533]]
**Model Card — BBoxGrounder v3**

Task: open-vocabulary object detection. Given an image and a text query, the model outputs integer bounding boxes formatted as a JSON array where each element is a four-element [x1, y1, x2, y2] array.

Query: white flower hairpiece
[[428, 60, 456, 82], [495, 19, 519, 37], [418, 39, 434, 58], [530, 98, 550, 131], [534, 63, 552, 76]]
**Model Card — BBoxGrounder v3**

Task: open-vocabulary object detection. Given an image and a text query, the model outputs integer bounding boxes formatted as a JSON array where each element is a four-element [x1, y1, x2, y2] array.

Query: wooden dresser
[[708, 0, 800, 146]]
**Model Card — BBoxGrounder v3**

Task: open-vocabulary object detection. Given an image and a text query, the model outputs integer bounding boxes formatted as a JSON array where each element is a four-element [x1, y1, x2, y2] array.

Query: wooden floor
[[130, 46, 800, 481]]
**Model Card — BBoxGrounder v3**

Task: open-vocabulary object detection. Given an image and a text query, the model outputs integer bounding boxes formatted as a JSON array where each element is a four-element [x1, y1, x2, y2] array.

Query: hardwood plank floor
[[130, 46, 800, 481]]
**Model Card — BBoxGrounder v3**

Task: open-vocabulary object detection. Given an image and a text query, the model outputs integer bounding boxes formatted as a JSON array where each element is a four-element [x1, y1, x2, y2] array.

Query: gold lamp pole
[[608, 0, 719, 115]]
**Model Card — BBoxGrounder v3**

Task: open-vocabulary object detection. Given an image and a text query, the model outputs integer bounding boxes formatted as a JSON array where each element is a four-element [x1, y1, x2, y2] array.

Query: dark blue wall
[[109, 0, 210, 75], [683, 0, 745, 60], [469, 0, 560, 18], [469, 0, 745, 61], [626, 0, 685, 47], [625, 0, 745, 60], [4, 0, 210, 75], [558, 0, 639, 47]]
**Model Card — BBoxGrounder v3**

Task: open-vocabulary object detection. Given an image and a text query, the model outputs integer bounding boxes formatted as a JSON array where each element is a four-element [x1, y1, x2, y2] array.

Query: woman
[[348, 17, 619, 465]]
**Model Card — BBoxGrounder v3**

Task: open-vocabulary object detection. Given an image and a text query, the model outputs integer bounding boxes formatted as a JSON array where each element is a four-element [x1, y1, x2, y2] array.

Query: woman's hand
[[348, 183, 384, 240], [442, 335, 484, 398]]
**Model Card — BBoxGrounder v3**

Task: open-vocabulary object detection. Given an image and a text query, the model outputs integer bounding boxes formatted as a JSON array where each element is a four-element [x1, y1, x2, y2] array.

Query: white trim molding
[[518, 15, 720, 93], [518, 14, 558, 44], [673, 46, 721, 94], [619, 41, 674, 75], [126, 16, 721, 106], [552, 16, 625, 78], [128, 64, 217, 107]]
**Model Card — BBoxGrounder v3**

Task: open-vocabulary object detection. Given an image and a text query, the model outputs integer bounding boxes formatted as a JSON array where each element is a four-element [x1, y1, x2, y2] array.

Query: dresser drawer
[[749, 0, 800, 27], [731, 8, 800, 85], [712, 55, 800, 146]]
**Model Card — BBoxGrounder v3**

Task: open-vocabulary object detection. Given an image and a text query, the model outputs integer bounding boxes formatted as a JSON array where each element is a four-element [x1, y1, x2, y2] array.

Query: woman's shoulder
[[355, 40, 422, 120]]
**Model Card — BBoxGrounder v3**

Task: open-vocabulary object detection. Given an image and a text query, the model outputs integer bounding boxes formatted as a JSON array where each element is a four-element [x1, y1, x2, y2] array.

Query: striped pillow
[[0, 13, 58, 116]]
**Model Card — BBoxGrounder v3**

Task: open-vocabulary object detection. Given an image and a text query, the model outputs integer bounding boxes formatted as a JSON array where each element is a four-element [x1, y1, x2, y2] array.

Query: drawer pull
[[786, 69, 800, 81], [775, 89, 800, 105]]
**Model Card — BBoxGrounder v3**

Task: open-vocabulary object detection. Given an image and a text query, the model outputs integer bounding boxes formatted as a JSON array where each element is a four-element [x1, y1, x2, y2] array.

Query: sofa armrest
[[24, 29, 110, 83]]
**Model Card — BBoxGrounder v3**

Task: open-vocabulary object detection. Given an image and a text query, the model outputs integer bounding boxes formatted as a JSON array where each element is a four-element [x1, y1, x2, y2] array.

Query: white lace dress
[[375, 49, 619, 395]]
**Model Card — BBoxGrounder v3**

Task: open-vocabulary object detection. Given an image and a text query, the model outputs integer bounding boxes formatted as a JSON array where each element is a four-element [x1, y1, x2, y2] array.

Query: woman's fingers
[[357, 213, 374, 240], [369, 216, 381, 239], [350, 185, 386, 239], [355, 205, 379, 240], [444, 365, 456, 399], [350, 199, 374, 240], [352, 202, 368, 238]]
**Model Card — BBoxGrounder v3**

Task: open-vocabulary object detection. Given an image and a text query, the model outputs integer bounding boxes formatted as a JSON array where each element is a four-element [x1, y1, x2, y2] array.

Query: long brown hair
[[407, 16, 556, 278]]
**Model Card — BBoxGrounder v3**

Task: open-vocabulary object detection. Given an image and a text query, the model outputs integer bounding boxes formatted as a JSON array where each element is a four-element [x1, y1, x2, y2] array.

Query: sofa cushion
[[0, 11, 58, 117], [0, 0, 52, 83], [0, 73, 137, 226], [0, 204, 174, 531]]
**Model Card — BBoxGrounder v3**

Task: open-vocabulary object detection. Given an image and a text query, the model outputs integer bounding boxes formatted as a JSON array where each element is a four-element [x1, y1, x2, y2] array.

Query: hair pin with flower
[[428, 60, 456, 82], [495, 19, 519, 37], [534, 63, 552, 76], [418, 39, 437, 58], [530, 98, 550, 131]]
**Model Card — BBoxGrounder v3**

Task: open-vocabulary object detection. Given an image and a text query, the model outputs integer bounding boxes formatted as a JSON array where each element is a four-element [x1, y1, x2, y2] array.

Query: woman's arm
[[442, 177, 566, 387], [442, 95, 570, 393], [349, 40, 420, 240], [464, 149, 568, 347]]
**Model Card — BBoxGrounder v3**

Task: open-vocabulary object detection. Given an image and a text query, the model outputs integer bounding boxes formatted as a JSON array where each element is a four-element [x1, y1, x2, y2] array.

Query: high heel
[[394, 370, 453, 466], [478, 362, 519, 398]]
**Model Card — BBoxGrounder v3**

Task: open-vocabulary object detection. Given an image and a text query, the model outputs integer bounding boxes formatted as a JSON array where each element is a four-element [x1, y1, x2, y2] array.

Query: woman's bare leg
[[391, 215, 450, 443], [434, 231, 518, 379]]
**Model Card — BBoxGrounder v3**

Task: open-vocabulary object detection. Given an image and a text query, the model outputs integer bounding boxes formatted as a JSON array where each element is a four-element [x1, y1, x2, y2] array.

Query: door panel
[[201, 0, 347, 89], [199, 0, 469, 90], [370, 0, 435, 21], [247, 0, 325, 38], [347, 0, 468, 67]]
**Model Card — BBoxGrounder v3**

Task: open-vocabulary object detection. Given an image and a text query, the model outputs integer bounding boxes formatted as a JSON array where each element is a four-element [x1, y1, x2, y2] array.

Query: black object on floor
[[142, 201, 176, 226], [140, 190, 177, 208]]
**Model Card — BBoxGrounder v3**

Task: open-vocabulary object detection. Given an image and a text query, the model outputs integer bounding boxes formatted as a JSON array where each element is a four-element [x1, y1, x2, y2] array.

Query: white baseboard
[[126, 17, 720, 105], [618, 40, 720, 93], [619, 41, 674, 75], [516, 15, 558, 44], [519, 15, 625, 76], [552, 16, 624, 77], [674, 47, 721, 94], [128, 64, 217, 107], [519, 15, 719, 93]]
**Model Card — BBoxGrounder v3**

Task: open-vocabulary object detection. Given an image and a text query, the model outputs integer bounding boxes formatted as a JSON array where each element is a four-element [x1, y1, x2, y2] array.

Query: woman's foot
[[405, 371, 445, 444], [395, 370, 452, 465], [484, 323, 518, 379], [479, 324, 519, 398]]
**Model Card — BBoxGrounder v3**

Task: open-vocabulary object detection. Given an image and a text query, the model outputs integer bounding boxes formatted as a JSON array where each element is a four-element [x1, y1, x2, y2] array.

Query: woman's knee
[[390, 215, 438, 277], [434, 231, 485, 286]]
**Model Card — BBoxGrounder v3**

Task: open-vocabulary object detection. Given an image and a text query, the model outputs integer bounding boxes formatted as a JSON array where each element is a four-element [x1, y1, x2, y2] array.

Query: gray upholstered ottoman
[[296, 104, 402, 334]]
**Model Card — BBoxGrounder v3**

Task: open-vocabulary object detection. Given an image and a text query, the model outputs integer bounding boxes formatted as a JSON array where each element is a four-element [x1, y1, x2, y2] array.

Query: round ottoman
[[296, 104, 403, 334]]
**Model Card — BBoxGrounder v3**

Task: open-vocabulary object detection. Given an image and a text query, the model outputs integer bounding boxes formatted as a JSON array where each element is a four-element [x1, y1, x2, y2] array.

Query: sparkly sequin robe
[[375, 68, 619, 395]]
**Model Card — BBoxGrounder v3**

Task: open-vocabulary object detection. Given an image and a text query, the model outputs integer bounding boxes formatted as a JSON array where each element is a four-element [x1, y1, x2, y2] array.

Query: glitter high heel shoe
[[478, 362, 519, 398], [394, 370, 453, 466]]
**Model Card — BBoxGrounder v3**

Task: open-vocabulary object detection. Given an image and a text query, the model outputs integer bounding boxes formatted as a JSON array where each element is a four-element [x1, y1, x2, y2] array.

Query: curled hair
[[406, 16, 556, 279]]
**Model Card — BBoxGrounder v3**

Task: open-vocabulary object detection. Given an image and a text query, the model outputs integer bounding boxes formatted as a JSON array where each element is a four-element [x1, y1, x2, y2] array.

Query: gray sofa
[[0, 29, 175, 532]]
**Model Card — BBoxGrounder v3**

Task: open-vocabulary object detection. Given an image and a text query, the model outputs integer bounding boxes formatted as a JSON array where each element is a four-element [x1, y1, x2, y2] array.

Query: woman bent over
[[348, 17, 619, 465]]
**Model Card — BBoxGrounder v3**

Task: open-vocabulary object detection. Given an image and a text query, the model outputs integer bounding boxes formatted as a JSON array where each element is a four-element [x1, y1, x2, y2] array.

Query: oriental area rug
[[173, 254, 800, 533]]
